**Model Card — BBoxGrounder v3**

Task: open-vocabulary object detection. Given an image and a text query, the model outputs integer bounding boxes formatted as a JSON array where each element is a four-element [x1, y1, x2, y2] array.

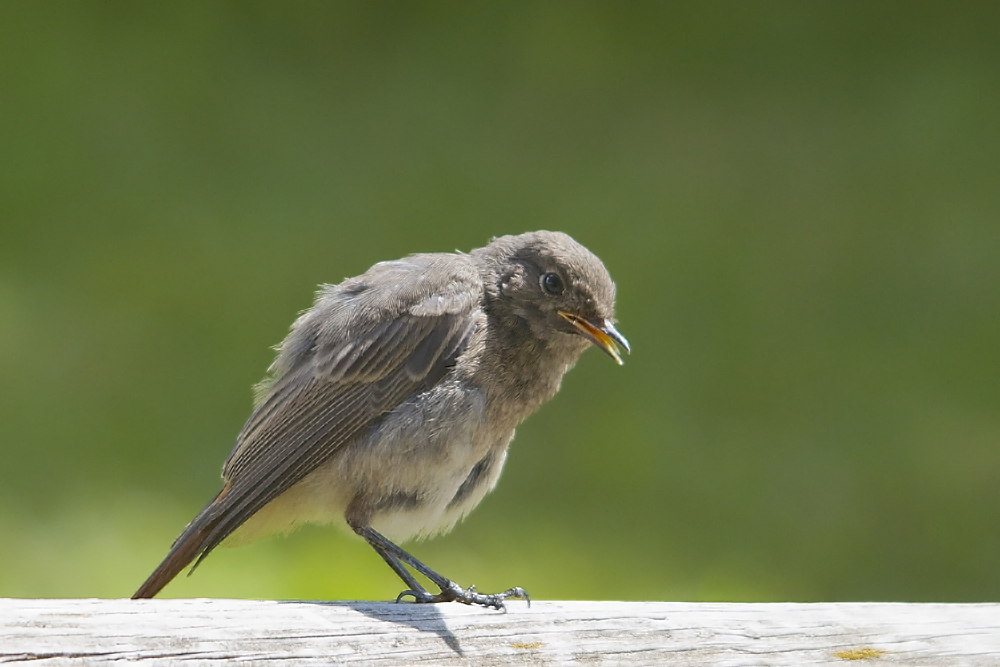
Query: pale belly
[[226, 380, 513, 546]]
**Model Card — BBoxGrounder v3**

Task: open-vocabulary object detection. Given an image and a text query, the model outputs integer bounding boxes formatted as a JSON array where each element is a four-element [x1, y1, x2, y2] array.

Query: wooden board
[[2, 599, 998, 665]]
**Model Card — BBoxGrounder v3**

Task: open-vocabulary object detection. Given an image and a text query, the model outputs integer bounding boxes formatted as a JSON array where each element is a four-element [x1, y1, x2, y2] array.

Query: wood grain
[[2, 599, 998, 665]]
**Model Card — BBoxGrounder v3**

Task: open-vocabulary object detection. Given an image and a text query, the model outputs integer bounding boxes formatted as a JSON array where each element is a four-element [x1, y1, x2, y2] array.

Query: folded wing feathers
[[194, 262, 483, 567]]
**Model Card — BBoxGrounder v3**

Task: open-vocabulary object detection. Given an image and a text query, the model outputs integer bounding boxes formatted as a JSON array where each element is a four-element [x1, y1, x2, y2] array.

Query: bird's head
[[476, 230, 629, 364]]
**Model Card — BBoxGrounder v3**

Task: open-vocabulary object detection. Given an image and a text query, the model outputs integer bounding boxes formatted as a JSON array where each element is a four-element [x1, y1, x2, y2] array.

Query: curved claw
[[450, 582, 529, 611], [395, 589, 435, 604], [394, 581, 530, 612], [504, 586, 531, 608], [486, 586, 530, 613]]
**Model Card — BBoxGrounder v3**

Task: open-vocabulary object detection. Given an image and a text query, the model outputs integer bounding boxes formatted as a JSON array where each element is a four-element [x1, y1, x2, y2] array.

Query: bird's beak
[[558, 311, 631, 365]]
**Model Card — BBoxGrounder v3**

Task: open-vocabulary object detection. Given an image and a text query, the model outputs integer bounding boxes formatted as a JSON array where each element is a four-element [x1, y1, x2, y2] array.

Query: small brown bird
[[132, 230, 628, 609]]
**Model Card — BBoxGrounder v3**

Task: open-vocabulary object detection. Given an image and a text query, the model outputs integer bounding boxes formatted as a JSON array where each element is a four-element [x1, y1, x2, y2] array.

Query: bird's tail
[[131, 486, 229, 599]]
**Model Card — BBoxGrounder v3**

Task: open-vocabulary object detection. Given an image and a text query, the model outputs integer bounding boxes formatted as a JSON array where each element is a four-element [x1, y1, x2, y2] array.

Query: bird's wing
[[199, 254, 483, 560]]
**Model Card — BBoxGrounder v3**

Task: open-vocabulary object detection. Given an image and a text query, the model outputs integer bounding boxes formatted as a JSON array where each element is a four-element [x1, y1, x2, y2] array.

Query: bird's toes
[[399, 579, 529, 611], [500, 586, 531, 607], [442, 582, 529, 611], [395, 589, 437, 604]]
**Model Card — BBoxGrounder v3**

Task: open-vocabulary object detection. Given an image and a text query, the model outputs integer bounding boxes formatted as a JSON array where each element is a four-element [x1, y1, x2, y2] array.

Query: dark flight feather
[[132, 256, 483, 599]]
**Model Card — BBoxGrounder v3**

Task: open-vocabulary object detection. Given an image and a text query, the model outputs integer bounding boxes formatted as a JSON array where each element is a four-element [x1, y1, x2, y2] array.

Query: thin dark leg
[[367, 542, 429, 600], [351, 525, 529, 611]]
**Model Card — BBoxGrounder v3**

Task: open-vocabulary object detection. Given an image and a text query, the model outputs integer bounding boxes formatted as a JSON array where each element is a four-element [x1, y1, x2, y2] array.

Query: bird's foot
[[397, 581, 530, 611], [395, 588, 437, 604]]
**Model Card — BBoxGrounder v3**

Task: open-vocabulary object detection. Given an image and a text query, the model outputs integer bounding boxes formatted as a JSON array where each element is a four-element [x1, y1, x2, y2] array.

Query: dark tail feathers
[[131, 487, 228, 599]]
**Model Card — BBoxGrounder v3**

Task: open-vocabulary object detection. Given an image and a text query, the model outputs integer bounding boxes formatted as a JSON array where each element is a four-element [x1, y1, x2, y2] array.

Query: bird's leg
[[367, 543, 432, 602], [352, 525, 529, 611]]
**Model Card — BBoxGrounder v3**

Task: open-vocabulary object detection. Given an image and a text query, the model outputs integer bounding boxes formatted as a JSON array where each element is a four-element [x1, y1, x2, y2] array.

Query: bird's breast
[[323, 378, 515, 542]]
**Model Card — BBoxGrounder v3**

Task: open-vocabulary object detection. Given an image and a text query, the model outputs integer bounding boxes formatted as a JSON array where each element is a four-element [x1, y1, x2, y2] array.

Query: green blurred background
[[1, 1, 998, 602]]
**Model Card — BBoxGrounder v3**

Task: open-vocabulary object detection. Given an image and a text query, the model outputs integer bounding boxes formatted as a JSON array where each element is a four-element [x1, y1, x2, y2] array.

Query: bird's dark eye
[[540, 272, 564, 296]]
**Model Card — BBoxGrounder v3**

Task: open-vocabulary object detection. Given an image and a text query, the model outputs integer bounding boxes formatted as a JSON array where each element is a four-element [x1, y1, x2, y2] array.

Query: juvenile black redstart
[[133, 230, 629, 609]]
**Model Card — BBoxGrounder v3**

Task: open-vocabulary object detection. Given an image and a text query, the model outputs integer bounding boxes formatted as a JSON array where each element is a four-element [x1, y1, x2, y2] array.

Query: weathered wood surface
[[1, 599, 998, 665]]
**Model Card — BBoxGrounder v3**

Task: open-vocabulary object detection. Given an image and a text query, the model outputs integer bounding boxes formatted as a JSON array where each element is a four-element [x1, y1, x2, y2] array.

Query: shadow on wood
[[2, 599, 999, 665]]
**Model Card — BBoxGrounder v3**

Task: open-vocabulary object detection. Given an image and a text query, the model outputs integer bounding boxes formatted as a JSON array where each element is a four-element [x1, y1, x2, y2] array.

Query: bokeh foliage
[[1, 1, 998, 602]]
